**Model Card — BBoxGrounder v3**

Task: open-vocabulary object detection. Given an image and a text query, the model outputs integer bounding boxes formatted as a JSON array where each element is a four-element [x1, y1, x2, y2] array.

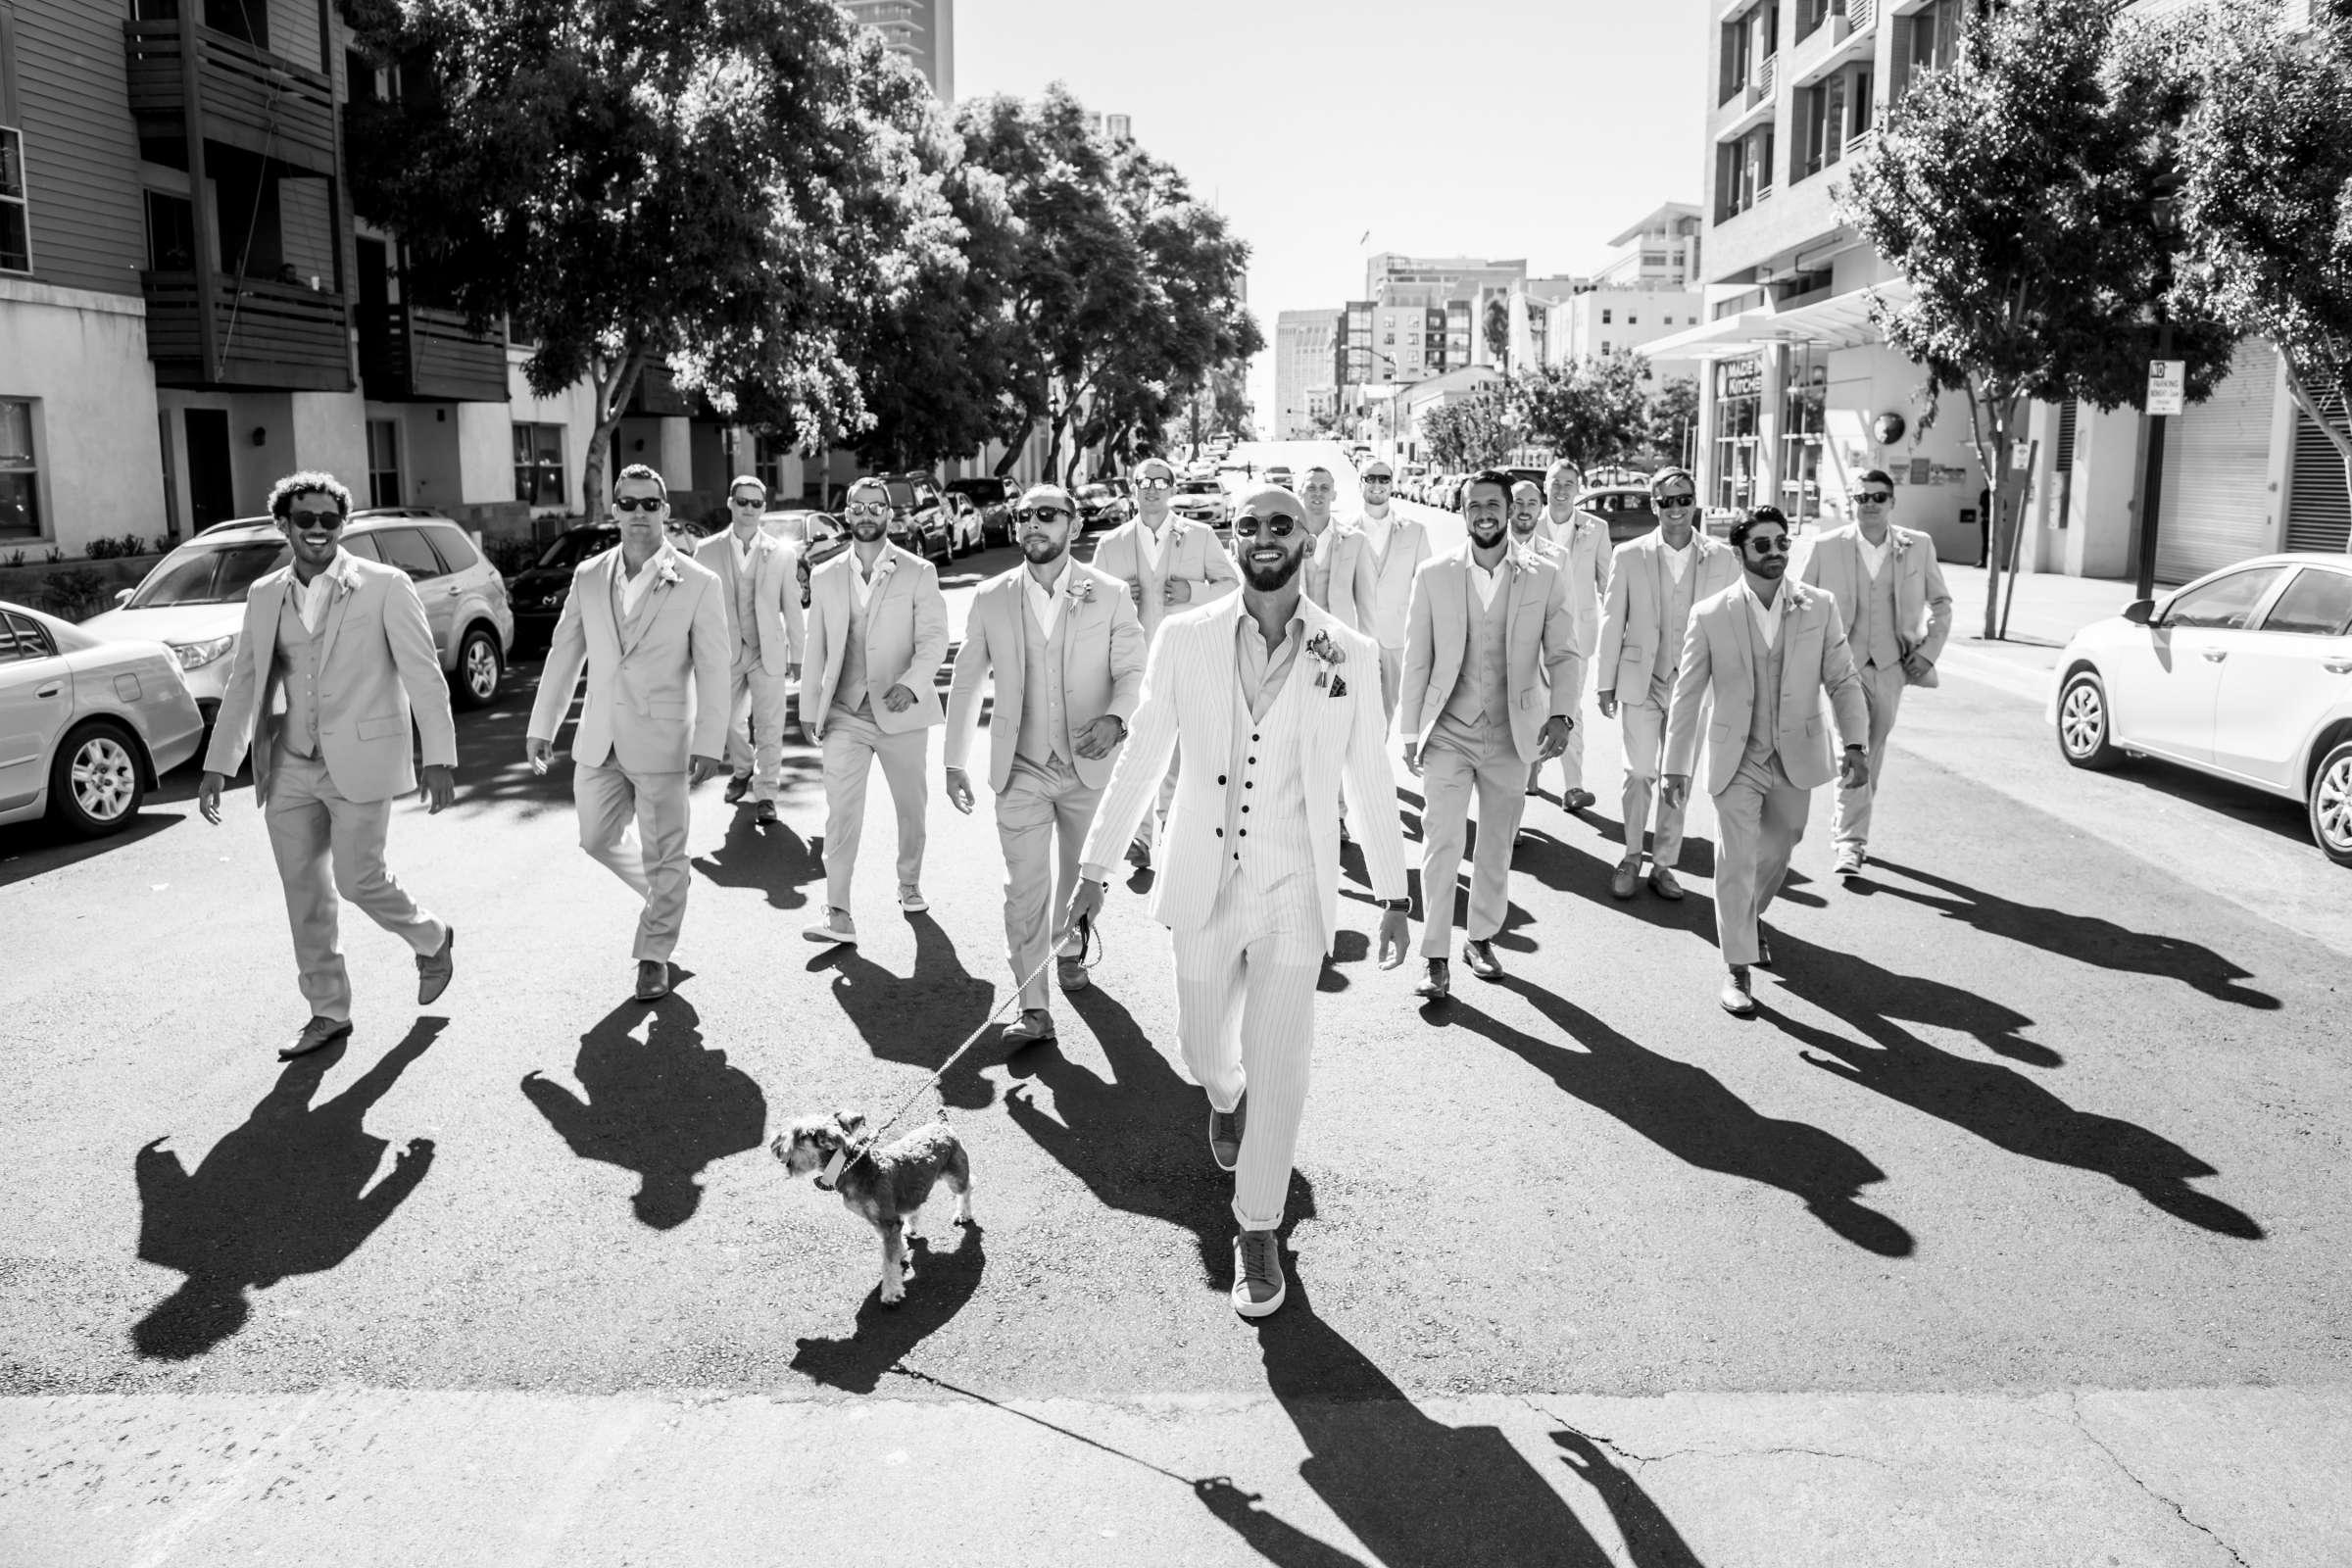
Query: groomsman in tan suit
[[944, 484, 1148, 1043], [1530, 461, 1611, 808], [527, 465, 730, 1003], [1797, 468, 1953, 877], [199, 472, 459, 1059], [1664, 508, 1871, 1015], [1088, 456, 1239, 864], [1596, 467, 1741, 902], [1320, 458, 1430, 715], [799, 476, 950, 946], [1397, 471, 1578, 999], [1296, 466, 1364, 615], [696, 475, 804, 826]]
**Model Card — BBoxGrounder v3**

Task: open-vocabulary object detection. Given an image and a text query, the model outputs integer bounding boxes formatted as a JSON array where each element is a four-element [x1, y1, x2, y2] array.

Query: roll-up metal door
[[2285, 388, 2351, 555], [2156, 340, 2278, 584]]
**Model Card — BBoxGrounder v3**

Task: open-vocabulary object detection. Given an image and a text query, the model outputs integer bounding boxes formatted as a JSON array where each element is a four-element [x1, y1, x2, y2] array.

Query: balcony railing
[[1749, 53, 1779, 108], [123, 20, 337, 174], [1844, 125, 1880, 159], [360, 304, 510, 403], [1848, 0, 1877, 32], [142, 271, 353, 392]]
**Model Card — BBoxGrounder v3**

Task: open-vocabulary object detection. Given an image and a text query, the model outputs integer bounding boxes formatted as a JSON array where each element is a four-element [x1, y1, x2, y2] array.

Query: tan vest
[[1221, 637, 1314, 894], [1743, 600, 1787, 768], [273, 590, 326, 758], [833, 567, 878, 717], [1440, 570, 1513, 730], [724, 540, 762, 663], [1014, 589, 1073, 767], [1854, 551, 1902, 669], [1130, 524, 1175, 638], [1649, 552, 1700, 703]]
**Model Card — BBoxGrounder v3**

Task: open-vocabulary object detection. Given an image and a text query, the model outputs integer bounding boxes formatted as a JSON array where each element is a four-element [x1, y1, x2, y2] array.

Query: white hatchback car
[[2050, 552, 2352, 865], [0, 601, 204, 837]]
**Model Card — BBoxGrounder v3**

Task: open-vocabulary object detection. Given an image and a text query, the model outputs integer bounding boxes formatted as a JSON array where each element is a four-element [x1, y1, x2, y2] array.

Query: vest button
[[1239, 829, 1247, 837], [1245, 781, 1252, 788], [1242, 805, 1250, 812], [1214, 827, 1223, 837], [1216, 774, 1227, 785]]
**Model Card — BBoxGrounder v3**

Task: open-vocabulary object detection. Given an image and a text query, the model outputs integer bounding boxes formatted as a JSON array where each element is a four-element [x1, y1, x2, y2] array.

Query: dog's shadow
[[788, 1224, 988, 1395]]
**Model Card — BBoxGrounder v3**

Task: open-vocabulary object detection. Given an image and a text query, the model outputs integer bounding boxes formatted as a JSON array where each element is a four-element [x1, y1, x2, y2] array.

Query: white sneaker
[[802, 909, 858, 946], [898, 883, 928, 912]]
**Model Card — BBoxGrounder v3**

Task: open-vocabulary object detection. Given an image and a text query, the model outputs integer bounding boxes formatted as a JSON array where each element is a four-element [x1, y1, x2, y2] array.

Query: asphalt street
[[2, 500, 2348, 1565]]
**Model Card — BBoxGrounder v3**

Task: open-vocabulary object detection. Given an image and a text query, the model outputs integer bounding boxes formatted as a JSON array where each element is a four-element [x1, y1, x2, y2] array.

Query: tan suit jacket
[[694, 529, 805, 672], [1665, 581, 1870, 797], [527, 546, 731, 772], [944, 561, 1148, 792], [800, 544, 950, 738], [1396, 546, 1580, 764], [1078, 594, 1407, 954], [1323, 514, 1432, 647], [1596, 530, 1743, 701], [1538, 507, 1612, 658], [1089, 516, 1240, 635], [205, 554, 457, 806], [1796, 524, 1953, 686]]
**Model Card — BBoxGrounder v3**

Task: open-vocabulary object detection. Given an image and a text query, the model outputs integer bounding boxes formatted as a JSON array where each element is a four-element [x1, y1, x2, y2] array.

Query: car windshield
[[1177, 480, 1220, 496], [883, 482, 917, 508], [536, 530, 615, 568], [127, 541, 287, 608], [946, 480, 1004, 502], [1079, 485, 1111, 500]]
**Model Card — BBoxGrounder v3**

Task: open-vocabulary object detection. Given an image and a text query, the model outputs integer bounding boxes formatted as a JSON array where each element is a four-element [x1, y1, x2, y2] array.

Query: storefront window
[[1781, 348, 1827, 526], [1713, 357, 1762, 512]]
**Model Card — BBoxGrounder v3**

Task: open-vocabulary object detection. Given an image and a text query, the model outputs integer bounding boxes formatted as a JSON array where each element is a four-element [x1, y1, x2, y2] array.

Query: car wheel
[[49, 721, 145, 839], [453, 624, 505, 710], [2310, 738, 2352, 867], [2056, 669, 2122, 770]]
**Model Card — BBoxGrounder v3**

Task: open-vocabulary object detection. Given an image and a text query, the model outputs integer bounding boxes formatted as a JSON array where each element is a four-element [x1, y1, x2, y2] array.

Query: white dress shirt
[[850, 547, 891, 613], [1359, 507, 1395, 562], [1662, 537, 1694, 584], [732, 527, 759, 573], [616, 546, 669, 619], [1856, 529, 1890, 578], [1023, 555, 1072, 640], [1468, 553, 1506, 611], [1137, 516, 1170, 571], [292, 552, 347, 634], [1742, 577, 1790, 651]]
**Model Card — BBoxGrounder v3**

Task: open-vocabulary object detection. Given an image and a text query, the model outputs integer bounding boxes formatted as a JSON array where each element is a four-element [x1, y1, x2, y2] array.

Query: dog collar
[[814, 1146, 850, 1191]]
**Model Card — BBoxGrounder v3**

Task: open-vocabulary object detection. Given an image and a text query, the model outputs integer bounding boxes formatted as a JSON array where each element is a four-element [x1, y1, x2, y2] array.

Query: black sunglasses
[[1854, 490, 1892, 504], [1654, 494, 1697, 509], [1013, 506, 1072, 524], [285, 508, 345, 527], [1363, 474, 1394, 483], [612, 496, 666, 514], [1133, 476, 1174, 490], [1746, 536, 1793, 554], [1231, 515, 1298, 538]]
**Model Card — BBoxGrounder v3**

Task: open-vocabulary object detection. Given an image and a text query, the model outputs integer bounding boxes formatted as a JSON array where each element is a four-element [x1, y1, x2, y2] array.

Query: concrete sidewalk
[[4, 1383, 2344, 1566], [1930, 564, 2136, 704]]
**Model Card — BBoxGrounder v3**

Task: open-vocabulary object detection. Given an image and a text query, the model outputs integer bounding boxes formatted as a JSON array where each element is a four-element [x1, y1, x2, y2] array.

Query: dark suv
[[881, 473, 952, 564]]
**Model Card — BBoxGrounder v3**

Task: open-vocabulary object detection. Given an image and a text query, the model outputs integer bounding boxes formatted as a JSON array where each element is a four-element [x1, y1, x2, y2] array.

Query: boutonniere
[[655, 554, 681, 587], [1888, 529, 1913, 557], [1305, 630, 1348, 695], [1063, 575, 1097, 608]]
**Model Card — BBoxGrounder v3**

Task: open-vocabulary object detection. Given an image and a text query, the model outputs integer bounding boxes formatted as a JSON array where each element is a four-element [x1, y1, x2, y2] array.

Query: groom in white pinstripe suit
[[1069, 484, 1411, 1320]]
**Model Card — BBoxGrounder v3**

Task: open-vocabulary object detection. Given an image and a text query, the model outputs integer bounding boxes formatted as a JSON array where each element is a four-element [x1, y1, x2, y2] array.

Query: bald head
[[1230, 482, 1308, 593]]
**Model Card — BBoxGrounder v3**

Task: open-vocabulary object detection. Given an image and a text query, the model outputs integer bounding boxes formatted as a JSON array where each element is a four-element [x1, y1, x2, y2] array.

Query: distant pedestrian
[[944, 484, 1147, 1045], [1662, 507, 1870, 1015], [526, 465, 730, 1003], [1397, 469, 1577, 999], [1529, 460, 1610, 809], [199, 471, 459, 1059], [1318, 458, 1430, 716], [695, 475, 804, 827], [798, 476, 950, 946], [1595, 466, 1740, 904], [1797, 469, 1953, 878]]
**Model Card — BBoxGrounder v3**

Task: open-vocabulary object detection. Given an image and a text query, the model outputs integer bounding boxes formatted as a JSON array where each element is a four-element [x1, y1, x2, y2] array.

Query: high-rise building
[[842, 0, 956, 101], [1086, 112, 1134, 141], [1274, 310, 1340, 439]]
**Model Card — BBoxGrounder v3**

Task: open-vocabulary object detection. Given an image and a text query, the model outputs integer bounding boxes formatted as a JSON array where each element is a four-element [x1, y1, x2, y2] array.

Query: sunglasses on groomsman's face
[[1654, 492, 1697, 510], [1014, 506, 1072, 524], [286, 506, 344, 528], [1745, 534, 1792, 555], [1854, 490, 1893, 505], [612, 496, 666, 514], [1364, 472, 1394, 484], [1231, 514, 1299, 538]]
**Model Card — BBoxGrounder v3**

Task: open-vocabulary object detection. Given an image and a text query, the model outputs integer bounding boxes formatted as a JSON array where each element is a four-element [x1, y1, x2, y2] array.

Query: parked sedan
[[0, 601, 203, 837], [1172, 477, 1229, 539], [943, 477, 1014, 547], [85, 510, 515, 716], [2050, 553, 2352, 865], [1579, 485, 1663, 546]]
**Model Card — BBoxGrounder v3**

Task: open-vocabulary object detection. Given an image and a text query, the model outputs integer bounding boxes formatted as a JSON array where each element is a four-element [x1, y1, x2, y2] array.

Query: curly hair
[[268, 470, 353, 521], [1729, 505, 1789, 553]]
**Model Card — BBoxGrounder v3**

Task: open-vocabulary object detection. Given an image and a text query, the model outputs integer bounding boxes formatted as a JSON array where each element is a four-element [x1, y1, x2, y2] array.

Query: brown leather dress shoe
[[634, 959, 671, 1003], [1610, 858, 1642, 900], [1461, 940, 1502, 980], [723, 775, 751, 805], [1649, 866, 1686, 901], [754, 799, 780, 826], [1004, 1008, 1056, 1046], [1565, 789, 1597, 811], [416, 926, 456, 1005], [279, 1015, 353, 1060], [1414, 958, 1451, 1000]]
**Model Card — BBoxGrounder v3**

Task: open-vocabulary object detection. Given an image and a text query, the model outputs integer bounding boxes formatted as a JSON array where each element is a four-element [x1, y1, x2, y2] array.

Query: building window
[[1713, 357, 1763, 512], [1798, 74, 1850, 180], [0, 128, 30, 274], [1601, 309, 1613, 324], [143, 190, 196, 271], [514, 422, 565, 506], [754, 435, 787, 498], [1781, 348, 1828, 525], [0, 399, 39, 541], [1899, 0, 1967, 98], [1629, 315, 1639, 325], [1716, 122, 1777, 220], [1795, 0, 1835, 43], [366, 418, 402, 507]]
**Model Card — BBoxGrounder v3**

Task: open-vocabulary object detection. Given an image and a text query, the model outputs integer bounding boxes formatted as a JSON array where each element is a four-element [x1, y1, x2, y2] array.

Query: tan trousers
[[1418, 712, 1526, 956], [1713, 751, 1811, 967], [1832, 662, 1907, 853], [264, 748, 445, 1021], [1530, 650, 1592, 795], [573, 759, 692, 963], [995, 752, 1102, 1010], [820, 705, 929, 911], [724, 657, 792, 801], [1619, 690, 1690, 868]]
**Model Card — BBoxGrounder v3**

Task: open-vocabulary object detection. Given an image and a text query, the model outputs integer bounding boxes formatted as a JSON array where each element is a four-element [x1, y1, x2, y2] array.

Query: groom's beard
[[1021, 536, 1067, 564], [1241, 550, 1304, 592]]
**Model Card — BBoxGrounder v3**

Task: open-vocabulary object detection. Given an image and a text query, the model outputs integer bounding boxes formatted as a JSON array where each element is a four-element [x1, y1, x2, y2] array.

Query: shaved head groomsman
[[696, 475, 805, 826], [1318, 459, 1429, 716], [1530, 460, 1611, 809], [944, 484, 1147, 1045], [1663, 508, 1870, 1014], [1397, 470, 1578, 999], [1089, 456, 1240, 866], [1595, 467, 1741, 903], [799, 476, 951, 946], [1797, 469, 1952, 877], [526, 465, 730, 1003], [199, 471, 460, 1058]]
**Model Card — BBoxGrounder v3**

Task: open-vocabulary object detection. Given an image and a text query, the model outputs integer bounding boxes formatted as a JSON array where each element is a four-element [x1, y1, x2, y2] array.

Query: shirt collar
[[1024, 555, 1073, 598], [1741, 576, 1788, 617]]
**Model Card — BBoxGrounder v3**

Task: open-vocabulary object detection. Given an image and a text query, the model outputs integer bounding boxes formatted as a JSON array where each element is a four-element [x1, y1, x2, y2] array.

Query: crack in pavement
[[1520, 1396, 1892, 1472], [2060, 1391, 2252, 1568]]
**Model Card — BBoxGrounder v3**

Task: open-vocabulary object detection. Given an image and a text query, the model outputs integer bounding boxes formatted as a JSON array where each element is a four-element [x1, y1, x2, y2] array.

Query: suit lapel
[[996, 574, 1027, 719], [314, 562, 358, 669], [617, 558, 664, 658]]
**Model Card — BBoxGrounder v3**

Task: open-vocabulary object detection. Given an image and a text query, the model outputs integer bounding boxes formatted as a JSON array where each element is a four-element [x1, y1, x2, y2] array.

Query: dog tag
[[818, 1147, 849, 1190]]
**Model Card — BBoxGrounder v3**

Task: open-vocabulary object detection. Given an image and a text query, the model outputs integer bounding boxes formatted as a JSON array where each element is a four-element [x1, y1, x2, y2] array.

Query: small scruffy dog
[[773, 1110, 973, 1305]]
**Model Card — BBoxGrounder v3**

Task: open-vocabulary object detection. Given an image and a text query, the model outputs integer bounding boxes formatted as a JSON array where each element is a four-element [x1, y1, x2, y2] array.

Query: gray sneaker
[[1232, 1229, 1287, 1318], [802, 909, 858, 947], [1208, 1093, 1246, 1172]]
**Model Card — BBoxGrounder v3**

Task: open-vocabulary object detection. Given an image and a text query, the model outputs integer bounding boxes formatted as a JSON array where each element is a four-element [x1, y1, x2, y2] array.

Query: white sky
[[957, 0, 1709, 424]]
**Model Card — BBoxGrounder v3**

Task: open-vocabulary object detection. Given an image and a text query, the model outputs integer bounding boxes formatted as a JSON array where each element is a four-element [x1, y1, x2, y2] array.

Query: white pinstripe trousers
[[1171, 864, 1323, 1231]]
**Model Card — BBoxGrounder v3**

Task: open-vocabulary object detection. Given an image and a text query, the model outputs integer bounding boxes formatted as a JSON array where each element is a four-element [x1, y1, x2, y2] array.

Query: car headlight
[[170, 634, 236, 670]]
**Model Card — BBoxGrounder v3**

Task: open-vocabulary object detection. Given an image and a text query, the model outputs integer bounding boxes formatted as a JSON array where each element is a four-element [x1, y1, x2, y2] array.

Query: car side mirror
[[2122, 599, 2155, 626], [116, 587, 135, 607]]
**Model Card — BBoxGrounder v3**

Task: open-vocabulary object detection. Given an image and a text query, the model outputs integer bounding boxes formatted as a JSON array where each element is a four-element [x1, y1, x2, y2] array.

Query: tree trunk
[[1960, 383, 2023, 641], [2279, 353, 2352, 556], [581, 348, 647, 523]]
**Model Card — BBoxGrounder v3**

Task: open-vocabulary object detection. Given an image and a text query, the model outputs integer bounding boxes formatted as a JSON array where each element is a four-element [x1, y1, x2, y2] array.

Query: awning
[[1639, 281, 1914, 363]]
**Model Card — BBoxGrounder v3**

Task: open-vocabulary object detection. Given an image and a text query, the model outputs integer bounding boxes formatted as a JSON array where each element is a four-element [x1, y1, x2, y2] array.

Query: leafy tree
[[1483, 298, 1511, 368], [2173, 0, 2352, 537], [1838, 0, 2238, 636], [1513, 353, 1651, 471], [344, 0, 958, 517], [1643, 374, 1701, 470], [1419, 383, 1517, 471]]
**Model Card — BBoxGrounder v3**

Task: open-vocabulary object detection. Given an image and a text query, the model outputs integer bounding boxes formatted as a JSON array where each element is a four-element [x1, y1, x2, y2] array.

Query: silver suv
[[83, 507, 516, 722]]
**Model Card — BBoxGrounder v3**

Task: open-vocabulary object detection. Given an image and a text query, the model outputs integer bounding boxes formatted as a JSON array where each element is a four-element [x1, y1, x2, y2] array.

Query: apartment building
[[842, 0, 955, 101], [1274, 308, 1339, 438], [1590, 204, 1705, 290]]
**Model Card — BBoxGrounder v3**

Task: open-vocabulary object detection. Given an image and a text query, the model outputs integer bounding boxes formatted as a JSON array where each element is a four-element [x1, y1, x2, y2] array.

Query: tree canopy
[[1514, 353, 1653, 472]]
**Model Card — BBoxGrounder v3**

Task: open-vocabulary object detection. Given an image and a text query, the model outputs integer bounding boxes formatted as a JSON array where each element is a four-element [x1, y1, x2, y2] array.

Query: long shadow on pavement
[[691, 800, 825, 912], [521, 981, 767, 1229], [814, 912, 999, 1109], [788, 1226, 987, 1396], [1220, 1273, 1704, 1568], [131, 1018, 444, 1359], [1442, 981, 1914, 1257], [1759, 935, 2265, 1240], [1858, 858, 2280, 1010]]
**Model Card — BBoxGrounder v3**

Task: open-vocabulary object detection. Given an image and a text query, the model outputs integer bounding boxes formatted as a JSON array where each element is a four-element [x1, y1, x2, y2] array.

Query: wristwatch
[[1377, 897, 1412, 913]]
